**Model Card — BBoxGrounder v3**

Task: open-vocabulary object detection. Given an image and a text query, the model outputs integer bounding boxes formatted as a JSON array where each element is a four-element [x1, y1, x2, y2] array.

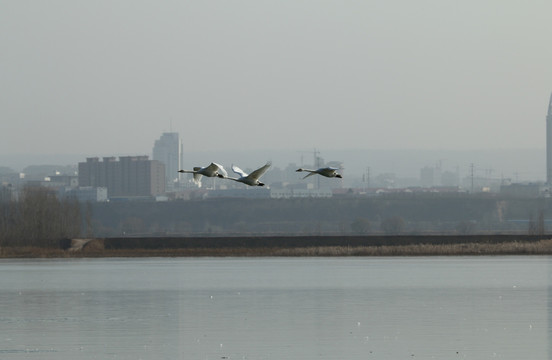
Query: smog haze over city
[[2, 1, 552, 180]]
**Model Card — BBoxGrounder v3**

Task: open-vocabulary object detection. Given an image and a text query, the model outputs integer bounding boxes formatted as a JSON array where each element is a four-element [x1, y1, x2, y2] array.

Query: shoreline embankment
[[2, 234, 552, 258], [97, 234, 548, 250]]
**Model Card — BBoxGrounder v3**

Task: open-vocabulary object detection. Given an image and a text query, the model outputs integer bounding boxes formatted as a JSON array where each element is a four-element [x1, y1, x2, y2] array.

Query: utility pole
[[546, 92, 552, 184], [313, 148, 321, 168], [470, 163, 474, 193], [314, 148, 321, 190], [364, 167, 370, 192]]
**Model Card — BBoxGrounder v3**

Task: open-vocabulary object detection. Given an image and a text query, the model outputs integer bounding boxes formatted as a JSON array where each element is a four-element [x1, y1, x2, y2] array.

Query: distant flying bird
[[224, 162, 272, 186], [296, 167, 342, 179], [178, 162, 228, 186]]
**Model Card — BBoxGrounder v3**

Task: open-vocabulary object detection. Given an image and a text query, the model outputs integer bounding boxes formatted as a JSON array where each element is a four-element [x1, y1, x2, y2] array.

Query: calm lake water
[[0, 256, 550, 360]]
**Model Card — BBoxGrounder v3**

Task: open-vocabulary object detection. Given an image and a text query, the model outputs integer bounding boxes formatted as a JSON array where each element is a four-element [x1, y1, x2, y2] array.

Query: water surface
[[0, 257, 550, 359]]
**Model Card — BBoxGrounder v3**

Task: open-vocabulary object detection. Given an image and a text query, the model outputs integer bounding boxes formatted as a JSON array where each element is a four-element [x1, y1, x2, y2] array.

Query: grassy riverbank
[[2, 238, 552, 258]]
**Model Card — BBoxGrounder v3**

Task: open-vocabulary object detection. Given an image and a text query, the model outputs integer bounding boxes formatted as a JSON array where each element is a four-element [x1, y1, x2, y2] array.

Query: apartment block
[[78, 156, 165, 198]]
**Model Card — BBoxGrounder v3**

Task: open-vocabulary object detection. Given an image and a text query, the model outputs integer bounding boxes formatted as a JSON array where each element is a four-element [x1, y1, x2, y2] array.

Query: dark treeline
[[1, 186, 550, 248], [0, 186, 81, 247], [88, 195, 552, 237]]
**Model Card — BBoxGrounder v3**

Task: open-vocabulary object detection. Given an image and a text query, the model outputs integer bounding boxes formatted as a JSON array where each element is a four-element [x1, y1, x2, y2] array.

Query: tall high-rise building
[[153, 132, 182, 190], [547, 93, 552, 184]]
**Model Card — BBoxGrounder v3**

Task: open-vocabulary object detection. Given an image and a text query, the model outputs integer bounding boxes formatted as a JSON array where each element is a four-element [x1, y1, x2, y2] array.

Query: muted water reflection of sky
[[0, 256, 550, 359]]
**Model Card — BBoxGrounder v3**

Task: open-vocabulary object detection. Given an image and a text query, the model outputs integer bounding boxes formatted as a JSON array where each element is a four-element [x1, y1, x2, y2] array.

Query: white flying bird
[[178, 162, 228, 186], [296, 167, 342, 179], [224, 162, 272, 186]]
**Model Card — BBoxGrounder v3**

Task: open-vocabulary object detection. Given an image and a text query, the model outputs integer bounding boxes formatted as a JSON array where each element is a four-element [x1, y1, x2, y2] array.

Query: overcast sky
[[2, 1, 552, 159]]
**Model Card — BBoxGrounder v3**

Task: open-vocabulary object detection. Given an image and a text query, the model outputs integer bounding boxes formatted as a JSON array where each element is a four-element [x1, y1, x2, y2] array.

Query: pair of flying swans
[[178, 162, 271, 187], [296, 167, 342, 179], [177, 162, 227, 187]]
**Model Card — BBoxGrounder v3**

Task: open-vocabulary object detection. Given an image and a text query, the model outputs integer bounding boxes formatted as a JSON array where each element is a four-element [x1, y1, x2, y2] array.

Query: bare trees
[[351, 218, 371, 234], [0, 185, 81, 247], [380, 216, 405, 235]]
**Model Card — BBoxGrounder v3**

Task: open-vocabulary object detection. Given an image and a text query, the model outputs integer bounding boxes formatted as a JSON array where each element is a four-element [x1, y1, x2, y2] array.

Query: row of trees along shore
[[0, 186, 82, 247], [1, 184, 549, 247]]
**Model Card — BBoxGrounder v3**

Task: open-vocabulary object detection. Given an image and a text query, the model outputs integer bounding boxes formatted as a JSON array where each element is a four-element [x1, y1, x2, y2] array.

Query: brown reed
[[2, 238, 552, 258]]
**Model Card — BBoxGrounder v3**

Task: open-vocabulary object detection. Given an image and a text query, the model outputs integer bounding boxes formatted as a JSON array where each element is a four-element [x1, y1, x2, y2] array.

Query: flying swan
[[178, 162, 228, 186], [296, 167, 342, 179], [224, 162, 272, 186]]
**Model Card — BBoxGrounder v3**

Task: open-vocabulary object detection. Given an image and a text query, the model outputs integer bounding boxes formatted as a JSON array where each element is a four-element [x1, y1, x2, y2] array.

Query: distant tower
[[153, 132, 182, 190], [547, 94, 552, 184]]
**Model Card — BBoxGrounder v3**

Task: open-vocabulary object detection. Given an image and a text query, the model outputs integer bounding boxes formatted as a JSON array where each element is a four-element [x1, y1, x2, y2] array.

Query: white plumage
[[178, 162, 228, 187], [224, 162, 272, 186]]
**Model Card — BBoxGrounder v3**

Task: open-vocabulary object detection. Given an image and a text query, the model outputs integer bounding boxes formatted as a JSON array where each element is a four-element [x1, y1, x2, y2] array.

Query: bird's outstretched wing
[[231, 165, 248, 178], [248, 162, 271, 180], [203, 163, 219, 175], [211, 162, 228, 177]]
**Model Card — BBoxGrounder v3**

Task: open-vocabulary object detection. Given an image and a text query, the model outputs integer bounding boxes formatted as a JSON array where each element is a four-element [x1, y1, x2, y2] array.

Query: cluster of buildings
[[74, 132, 180, 201], [75, 133, 350, 201], [0, 134, 179, 203], [0, 132, 348, 202], [5, 89, 552, 202]]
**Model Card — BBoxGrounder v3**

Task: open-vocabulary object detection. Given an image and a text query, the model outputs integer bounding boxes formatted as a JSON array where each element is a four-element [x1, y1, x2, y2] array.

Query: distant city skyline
[[0, 146, 545, 185]]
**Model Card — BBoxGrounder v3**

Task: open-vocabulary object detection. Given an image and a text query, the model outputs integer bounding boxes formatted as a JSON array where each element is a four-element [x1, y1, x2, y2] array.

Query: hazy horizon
[[2, 1, 552, 174], [0, 147, 545, 182]]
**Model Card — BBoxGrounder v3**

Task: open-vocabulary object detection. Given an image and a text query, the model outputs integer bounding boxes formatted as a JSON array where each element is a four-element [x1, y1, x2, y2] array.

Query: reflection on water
[[0, 257, 550, 359]]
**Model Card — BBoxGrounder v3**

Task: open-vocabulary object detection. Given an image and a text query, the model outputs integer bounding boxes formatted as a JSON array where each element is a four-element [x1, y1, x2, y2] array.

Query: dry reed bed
[[271, 239, 552, 256], [2, 238, 552, 258]]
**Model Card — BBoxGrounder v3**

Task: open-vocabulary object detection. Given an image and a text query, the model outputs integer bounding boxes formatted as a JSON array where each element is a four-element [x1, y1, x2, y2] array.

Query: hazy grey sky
[[2, 1, 552, 157]]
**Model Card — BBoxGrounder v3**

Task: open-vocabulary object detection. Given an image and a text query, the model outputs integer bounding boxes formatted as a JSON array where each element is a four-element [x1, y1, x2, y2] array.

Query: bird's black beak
[[258, 182, 265, 186], [336, 174, 342, 178]]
